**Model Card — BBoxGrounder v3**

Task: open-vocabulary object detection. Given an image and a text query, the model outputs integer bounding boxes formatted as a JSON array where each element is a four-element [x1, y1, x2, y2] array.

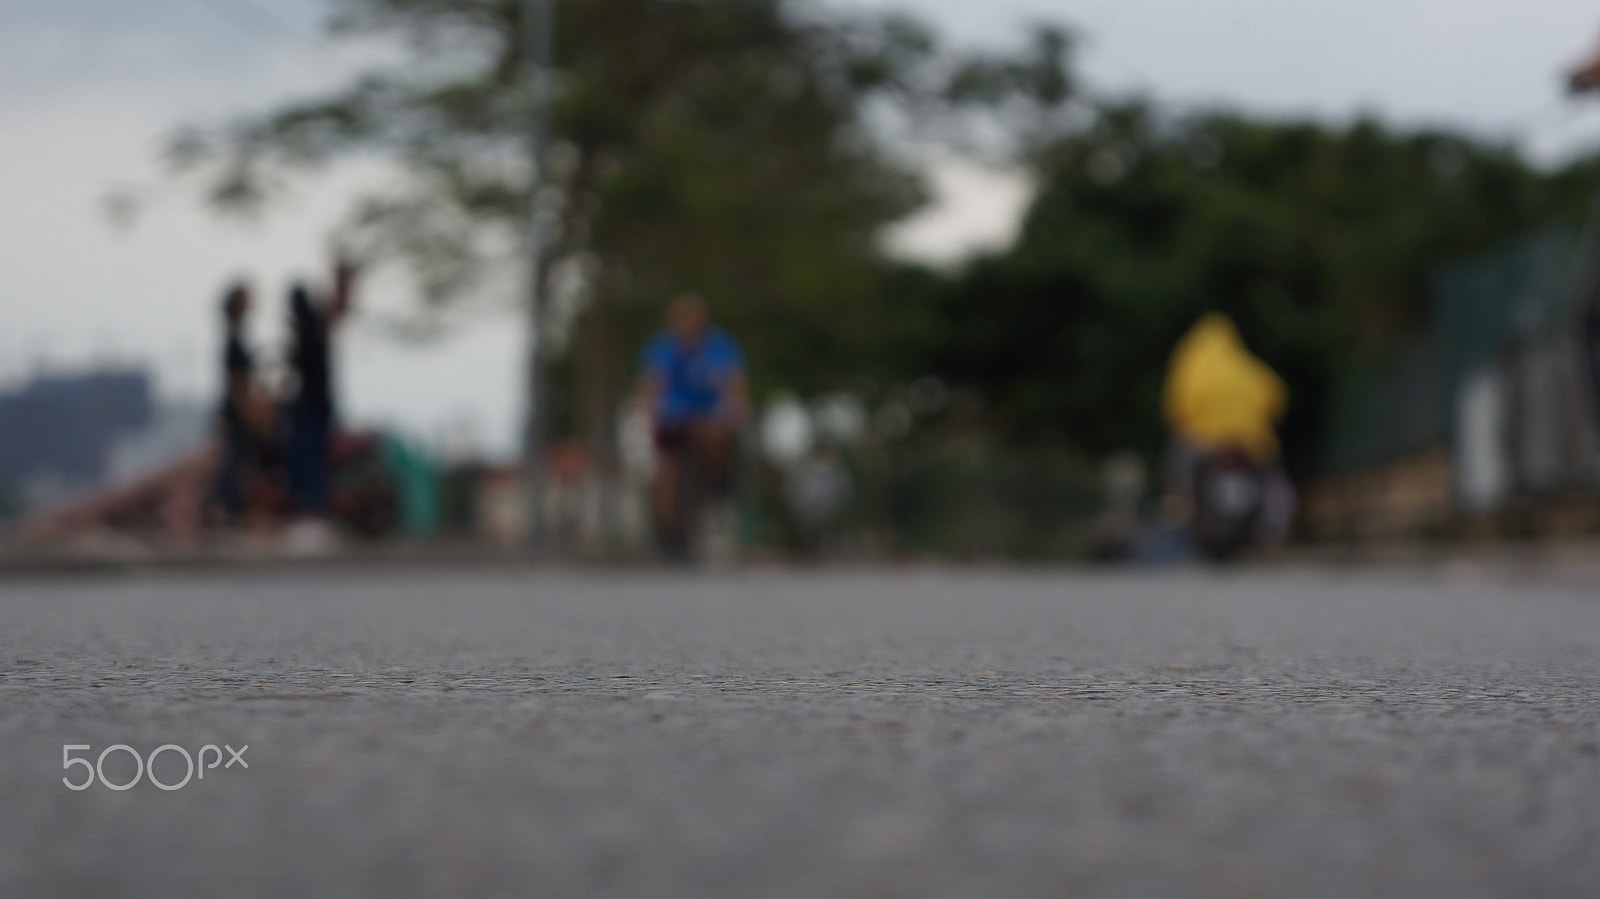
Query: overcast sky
[[5, 0, 1600, 458]]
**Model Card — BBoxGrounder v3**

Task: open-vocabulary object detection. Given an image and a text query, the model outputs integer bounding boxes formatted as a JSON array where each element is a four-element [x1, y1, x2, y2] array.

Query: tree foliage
[[923, 103, 1600, 467], [168, 2, 1597, 478], [170, 0, 1074, 445]]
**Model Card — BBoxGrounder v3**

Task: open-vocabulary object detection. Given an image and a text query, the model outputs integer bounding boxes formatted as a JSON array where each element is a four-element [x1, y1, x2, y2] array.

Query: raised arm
[[328, 254, 359, 324]]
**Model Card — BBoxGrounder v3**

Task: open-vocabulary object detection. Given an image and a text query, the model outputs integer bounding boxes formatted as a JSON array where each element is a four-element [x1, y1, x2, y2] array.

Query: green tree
[[923, 102, 1600, 468], [168, 0, 967, 450]]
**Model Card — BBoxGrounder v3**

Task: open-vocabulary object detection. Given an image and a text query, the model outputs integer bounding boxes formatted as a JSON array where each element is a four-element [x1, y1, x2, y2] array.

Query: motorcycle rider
[[1161, 312, 1294, 554]]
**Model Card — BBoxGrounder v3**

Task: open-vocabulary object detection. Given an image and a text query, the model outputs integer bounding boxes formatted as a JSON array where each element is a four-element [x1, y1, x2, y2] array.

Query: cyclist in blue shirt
[[637, 293, 748, 554]]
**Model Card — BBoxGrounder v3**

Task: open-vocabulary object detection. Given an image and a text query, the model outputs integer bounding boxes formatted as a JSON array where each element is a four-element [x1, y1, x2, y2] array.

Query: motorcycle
[[1190, 447, 1266, 562]]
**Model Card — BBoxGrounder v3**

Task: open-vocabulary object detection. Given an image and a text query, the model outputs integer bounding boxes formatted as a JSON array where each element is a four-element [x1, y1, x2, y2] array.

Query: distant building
[[0, 368, 155, 512]]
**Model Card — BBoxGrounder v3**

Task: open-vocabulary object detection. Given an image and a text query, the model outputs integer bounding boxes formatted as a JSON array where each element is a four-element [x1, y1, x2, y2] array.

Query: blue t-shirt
[[640, 326, 745, 424]]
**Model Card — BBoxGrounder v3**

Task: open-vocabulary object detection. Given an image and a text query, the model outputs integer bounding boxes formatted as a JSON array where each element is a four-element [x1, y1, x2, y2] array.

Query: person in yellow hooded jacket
[[1162, 312, 1287, 461], [1160, 313, 1295, 551]]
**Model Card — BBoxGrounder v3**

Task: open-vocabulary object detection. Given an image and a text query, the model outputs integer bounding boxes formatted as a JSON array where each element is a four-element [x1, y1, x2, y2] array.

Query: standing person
[[284, 256, 357, 550], [636, 294, 748, 559], [214, 280, 273, 526]]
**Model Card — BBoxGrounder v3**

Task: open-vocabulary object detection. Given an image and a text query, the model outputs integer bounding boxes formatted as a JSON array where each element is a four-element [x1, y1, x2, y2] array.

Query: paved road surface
[[2, 565, 1598, 897]]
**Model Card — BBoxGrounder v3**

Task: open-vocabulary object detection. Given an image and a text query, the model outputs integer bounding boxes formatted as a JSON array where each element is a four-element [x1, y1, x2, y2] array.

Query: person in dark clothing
[[215, 280, 263, 523], [284, 257, 357, 521]]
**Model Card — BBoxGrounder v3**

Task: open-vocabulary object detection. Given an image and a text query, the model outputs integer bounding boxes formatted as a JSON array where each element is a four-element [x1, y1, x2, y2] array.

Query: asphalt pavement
[[2, 564, 1598, 897]]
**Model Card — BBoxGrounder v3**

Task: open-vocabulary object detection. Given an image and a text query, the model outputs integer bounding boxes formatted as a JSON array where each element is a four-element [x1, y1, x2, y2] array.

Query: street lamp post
[[522, 0, 553, 552]]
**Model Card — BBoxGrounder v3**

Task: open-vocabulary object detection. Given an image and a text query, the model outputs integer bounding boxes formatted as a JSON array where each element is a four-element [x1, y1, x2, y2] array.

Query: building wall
[[0, 369, 154, 509]]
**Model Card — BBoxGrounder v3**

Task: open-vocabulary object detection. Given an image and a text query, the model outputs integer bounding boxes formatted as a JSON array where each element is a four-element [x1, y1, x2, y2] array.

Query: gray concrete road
[[1, 565, 1598, 897]]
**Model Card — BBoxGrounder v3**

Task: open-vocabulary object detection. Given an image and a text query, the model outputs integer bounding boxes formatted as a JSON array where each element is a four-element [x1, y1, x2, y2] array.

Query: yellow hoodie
[[1162, 313, 1287, 462]]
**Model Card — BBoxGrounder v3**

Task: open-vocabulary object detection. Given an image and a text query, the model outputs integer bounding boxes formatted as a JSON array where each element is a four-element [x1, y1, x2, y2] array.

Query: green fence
[[1322, 228, 1581, 473]]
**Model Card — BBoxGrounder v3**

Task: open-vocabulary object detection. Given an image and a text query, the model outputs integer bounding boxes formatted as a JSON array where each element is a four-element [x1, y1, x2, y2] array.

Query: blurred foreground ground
[[2, 565, 1599, 897]]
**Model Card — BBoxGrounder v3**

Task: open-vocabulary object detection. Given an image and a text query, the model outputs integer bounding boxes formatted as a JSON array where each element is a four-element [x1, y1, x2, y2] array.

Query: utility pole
[[522, 0, 553, 552]]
